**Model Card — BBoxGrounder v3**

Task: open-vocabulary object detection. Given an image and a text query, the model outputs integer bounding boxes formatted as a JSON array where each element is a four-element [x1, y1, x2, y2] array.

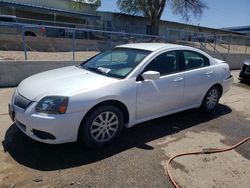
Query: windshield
[[80, 48, 151, 78]]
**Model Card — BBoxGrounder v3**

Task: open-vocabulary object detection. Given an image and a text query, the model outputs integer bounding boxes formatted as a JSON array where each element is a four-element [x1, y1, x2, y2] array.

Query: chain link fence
[[165, 29, 250, 59], [0, 22, 250, 61]]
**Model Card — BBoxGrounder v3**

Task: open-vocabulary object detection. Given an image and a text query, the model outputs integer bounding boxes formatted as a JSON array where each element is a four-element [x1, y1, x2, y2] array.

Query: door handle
[[173, 77, 184, 82], [205, 71, 213, 75]]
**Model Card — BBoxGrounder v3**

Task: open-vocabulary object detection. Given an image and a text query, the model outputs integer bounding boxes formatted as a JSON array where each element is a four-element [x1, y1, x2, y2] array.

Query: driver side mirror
[[142, 71, 160, 81]]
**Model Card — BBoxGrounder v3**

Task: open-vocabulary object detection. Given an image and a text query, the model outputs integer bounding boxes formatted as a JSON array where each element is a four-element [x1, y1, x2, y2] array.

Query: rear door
[[181, 50, 215, 107]]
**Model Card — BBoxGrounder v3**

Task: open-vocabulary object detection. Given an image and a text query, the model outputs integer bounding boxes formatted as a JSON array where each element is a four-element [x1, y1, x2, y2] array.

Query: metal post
[[245, 40, 248, 54], [185, 32, 188, 45], [204, 35, 207, 50], [214, 34, 217, 53], [72, 30, 75, 61], [165, 33, 167, 43], [192, 34, 195, 47], [21, 26, 27, 60], [53, 13, 57, 25], [228, 34, 232, 54], [123, 31, 125, 41], [165, 29, 168, 43], [110, 31, 113, 48], [200, 34, 202, 49]]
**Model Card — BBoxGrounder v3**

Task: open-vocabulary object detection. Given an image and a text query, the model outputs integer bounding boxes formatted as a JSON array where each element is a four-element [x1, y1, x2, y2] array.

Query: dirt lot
[[0, 51, 99, 61], [0, 44, 249, 61], [0, 70, 249, 188]]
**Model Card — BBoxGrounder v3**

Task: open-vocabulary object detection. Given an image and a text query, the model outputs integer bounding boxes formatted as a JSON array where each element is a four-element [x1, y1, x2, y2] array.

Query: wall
[[222, 53, 250, 69], [1, 54, 250, 87], [0, 61, 81, 87]]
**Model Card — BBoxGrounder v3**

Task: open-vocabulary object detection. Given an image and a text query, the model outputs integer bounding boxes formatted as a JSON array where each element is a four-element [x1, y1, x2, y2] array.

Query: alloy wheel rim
[[90, 111, 119, 142], [206, 88, 218, 109]]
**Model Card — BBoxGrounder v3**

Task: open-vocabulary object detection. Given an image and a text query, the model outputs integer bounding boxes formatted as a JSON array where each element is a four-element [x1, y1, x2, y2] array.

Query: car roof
[[116, 43, 187, 51]]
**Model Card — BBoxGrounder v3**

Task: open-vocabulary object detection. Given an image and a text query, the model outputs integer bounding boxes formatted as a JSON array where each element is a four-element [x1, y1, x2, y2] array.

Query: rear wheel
[[79, 105, 124, 148], [201, 85, 221, 112]]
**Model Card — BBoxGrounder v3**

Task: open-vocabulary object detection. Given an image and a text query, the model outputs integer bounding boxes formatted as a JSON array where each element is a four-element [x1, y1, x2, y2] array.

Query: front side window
[[183, 51, 209, 70], [143, 51, 180, 76], [80, 48, 150, 78]]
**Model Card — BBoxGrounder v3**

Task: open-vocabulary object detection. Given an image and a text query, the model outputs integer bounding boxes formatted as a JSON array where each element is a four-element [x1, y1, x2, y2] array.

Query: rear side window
[[143, 51, 180, 76], [183, 51, 209, 70]]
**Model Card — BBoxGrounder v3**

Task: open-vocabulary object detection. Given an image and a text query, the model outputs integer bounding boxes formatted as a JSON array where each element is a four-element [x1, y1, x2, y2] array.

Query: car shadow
[[2, 104, 231, 171]]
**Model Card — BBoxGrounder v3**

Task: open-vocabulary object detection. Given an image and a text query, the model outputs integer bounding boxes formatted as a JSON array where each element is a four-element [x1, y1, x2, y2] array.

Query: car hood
[[17, 66, 117, 101]]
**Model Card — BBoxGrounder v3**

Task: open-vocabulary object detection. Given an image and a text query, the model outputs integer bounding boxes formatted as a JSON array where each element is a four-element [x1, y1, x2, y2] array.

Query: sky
[[98, 0, 250, 29]]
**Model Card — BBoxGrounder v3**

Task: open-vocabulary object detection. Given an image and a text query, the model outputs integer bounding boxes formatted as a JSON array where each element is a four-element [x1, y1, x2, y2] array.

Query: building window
[[107, 20, 112, 31], [146, 25, 152, 35]]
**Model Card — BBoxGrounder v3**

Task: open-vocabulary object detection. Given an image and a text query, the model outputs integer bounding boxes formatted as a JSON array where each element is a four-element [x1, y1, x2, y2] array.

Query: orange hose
[[165, 136, 250, 188]]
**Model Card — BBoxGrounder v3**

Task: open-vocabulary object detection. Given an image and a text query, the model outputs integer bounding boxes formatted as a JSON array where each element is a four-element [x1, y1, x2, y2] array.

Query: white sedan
[[9, 43, 233, 147]]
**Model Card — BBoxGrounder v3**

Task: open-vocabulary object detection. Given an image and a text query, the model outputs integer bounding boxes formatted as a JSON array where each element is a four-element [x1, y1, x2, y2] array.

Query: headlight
[[36, 96, 69, 114]]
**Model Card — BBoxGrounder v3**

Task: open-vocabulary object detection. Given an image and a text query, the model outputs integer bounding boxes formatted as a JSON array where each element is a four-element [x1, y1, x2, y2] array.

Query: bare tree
[[117, 0, 207, 35]]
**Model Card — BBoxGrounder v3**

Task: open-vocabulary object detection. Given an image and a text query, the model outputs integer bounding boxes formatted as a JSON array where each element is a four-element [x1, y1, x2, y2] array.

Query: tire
[[79, 105, 124, 148], [201, 85, 221, 112]]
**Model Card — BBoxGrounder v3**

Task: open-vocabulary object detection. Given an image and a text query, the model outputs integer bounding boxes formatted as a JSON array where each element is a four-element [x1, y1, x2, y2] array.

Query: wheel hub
[[206, 88, 218, 109], [90, 111, 119, 142]]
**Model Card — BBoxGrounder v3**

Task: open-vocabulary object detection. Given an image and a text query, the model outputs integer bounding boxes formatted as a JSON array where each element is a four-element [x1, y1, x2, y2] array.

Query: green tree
[[117, 0, 207, 35]]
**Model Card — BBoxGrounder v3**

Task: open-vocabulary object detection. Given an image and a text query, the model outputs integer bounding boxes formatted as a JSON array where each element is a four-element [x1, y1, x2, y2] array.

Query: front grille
[[245, 66, 250, 74], [241, 64, 248, 73], [14, 92, 32, 110]]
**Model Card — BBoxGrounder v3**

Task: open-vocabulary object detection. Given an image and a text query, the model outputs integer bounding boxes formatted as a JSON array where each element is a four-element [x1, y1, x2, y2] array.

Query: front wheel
[[79, 105, 124, 148], [201, 86, 221, 112]]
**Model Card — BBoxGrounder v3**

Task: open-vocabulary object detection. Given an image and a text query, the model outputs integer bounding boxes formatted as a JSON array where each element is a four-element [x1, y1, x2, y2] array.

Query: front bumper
[[239, 64, 250, 81], [222, 75, 233, 95], [9, 101, 85, 144], [239, 73, 250, 81]]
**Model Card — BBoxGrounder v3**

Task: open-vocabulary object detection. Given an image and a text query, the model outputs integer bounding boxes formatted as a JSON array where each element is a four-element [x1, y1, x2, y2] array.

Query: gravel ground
[[0, 43, 249, 61], [0, 70, 250, 188], [0, 51, 99, 61]]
